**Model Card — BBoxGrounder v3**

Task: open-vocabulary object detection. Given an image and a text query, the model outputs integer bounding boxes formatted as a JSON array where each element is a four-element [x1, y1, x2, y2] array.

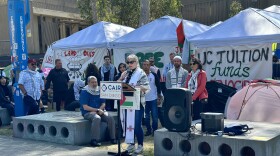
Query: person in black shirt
[[0, 76, 14, 117], [45, 59, 70, 111], [85, 62, 101, 85]]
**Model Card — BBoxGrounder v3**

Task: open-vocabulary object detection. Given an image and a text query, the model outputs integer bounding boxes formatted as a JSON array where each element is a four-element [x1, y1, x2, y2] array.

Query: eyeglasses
[[31, 63, 36, 66], [126, 61, 135, 64], [190, 63, 197, 65]]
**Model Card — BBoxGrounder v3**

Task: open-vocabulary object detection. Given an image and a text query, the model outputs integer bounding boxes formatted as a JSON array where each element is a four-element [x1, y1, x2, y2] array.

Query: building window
[[66, 25, 70, 37]]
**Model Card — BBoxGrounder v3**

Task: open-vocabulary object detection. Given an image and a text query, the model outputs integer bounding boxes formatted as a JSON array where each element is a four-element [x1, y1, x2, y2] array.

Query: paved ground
[[0, 135, 109, 156]]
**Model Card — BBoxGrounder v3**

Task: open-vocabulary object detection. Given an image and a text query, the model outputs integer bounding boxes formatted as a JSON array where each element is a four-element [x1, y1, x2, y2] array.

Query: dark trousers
[[65, 101, 80, 111], [157, 107, 164, 127], [105, 99, 115, 111], [0, 102, 15, 117], [145, 99, 158, 132], [53, 91, 67, 111], [23, 95, 39, 115], [134, 105, 144, 145], [192, 99, 205, 120]]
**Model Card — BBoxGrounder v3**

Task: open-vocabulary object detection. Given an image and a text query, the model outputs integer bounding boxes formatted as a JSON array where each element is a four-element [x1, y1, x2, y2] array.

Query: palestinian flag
[[120, 93, 126, 105], [176, 20, 185, 48]]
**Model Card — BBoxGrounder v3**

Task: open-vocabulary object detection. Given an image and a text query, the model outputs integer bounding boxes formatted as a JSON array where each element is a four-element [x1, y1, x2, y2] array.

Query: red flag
[[120, 93, 126, 105], [176, 20, 185, 48]]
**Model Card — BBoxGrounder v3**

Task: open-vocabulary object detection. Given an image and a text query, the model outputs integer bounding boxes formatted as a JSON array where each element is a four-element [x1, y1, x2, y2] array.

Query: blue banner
[[7, 0, 30, 116]]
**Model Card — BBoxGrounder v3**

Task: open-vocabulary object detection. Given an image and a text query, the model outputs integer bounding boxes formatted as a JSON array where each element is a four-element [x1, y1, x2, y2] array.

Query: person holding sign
[[185, 57, 208, 120], [118, 54, 150, 154], [79, 76, 116, 147]]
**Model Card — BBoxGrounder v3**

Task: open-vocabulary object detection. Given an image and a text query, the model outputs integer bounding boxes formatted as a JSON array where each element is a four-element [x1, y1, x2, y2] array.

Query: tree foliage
[[229, 0, 243, 17], [77, 0, 182, 28]]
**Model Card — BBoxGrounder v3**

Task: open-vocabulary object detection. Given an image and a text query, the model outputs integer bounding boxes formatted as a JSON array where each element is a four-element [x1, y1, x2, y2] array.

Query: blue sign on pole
[[7, 0, 30, 116]]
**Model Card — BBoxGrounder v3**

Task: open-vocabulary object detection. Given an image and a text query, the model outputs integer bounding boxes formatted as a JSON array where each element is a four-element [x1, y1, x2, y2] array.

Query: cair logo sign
[[100, 82, 122, 100]]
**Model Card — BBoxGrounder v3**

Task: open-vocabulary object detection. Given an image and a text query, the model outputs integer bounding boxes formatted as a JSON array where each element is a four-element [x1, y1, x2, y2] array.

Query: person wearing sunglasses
[[165, 56, 188, 89], [118, 54, 150, 154], [18, 58, 44, 115], [185, 57, 208, 120]]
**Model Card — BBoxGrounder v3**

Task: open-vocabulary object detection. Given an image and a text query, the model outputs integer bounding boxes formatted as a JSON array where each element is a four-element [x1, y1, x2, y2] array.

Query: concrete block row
[[155, 121, 280, 156], [13, 111, 114, 145]]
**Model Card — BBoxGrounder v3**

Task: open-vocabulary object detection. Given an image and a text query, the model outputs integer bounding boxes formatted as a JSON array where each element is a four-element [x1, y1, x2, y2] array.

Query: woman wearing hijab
[[118, 54, 150, 154], [185, 57, 208, 120]]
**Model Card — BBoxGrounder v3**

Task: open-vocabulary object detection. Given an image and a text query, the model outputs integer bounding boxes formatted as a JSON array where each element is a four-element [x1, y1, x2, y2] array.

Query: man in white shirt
[[142, 60, 162, 136]]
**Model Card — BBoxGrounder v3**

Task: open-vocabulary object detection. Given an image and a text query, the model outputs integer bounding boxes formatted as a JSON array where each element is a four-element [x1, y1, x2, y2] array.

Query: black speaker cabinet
[[163, 88, 192, 132], [200, 112, 224, 133]]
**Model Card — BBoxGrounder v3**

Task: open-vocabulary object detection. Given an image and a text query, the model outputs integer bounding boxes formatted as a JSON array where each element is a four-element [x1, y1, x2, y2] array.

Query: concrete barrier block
[[0, 107, 12, 126], [155, 120, 280, 156], [13, 111, 117, 145]]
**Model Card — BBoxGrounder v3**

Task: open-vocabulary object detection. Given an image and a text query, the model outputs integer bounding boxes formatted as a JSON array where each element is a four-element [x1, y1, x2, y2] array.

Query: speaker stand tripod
[[107, 100, 131, 156]]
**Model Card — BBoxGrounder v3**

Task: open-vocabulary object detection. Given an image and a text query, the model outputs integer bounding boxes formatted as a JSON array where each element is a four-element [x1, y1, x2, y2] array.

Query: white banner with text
[[196, 43, 272, 89], [42, 47, 108, 80]]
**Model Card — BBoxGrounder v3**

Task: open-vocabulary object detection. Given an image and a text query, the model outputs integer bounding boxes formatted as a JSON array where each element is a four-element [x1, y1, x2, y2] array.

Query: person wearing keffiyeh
[[79, 76, 116, 147], [99, 56, 117, 111], [118, 54, 150, 154], [185, 57, 208, 120]]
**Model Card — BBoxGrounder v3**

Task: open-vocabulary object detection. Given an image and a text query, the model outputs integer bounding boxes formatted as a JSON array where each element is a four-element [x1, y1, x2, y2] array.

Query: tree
[[139, 0, 150, 26], [229, 0, 243, 17], [150, 0, 182, 20], [91, 0, 98, 23], [77, 0, 182, 28]]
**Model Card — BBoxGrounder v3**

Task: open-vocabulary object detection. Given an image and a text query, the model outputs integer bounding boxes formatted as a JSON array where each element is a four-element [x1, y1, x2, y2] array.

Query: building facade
[[181, 0, 280, 25], [0, 0, 87, 58]]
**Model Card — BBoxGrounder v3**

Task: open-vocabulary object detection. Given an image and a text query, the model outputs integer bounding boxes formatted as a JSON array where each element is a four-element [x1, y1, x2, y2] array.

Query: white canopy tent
[[186, 8, 280, 89], [42, 21, 134, 80], [265, 5, 280, 13], [188, 8, 280, 48], [112, 15, 209, 75]]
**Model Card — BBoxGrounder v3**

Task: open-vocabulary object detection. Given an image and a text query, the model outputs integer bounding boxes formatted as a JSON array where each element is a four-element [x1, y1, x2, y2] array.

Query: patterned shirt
[[18, 69, 44, 100]]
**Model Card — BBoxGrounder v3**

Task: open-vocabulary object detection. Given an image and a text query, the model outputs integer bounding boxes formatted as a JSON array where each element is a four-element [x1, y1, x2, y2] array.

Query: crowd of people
[[0, 52, 209, 154]]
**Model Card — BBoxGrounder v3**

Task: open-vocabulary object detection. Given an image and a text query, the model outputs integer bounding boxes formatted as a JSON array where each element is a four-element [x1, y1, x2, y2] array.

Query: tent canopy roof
[[265, 5, 280, 13], [111, 15, 209, 48], [189, 8, 280, 48], [52, 21, 134, 50]]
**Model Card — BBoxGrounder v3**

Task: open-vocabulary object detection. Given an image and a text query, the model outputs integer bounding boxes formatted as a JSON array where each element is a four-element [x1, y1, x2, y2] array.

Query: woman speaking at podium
[[118, 54, 150, 154]]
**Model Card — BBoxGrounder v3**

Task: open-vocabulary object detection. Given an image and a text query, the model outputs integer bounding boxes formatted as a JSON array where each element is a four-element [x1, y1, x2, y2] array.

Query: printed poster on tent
[[195, 43, 272, 89], [42, 48, 108, 81], [113, 46, 182, 78]]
